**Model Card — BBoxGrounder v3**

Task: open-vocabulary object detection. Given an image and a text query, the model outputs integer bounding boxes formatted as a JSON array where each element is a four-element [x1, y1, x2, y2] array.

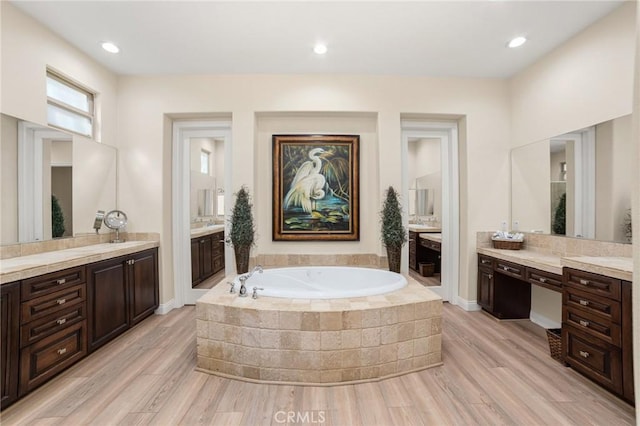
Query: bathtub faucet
[[238, 265, 263, 297]]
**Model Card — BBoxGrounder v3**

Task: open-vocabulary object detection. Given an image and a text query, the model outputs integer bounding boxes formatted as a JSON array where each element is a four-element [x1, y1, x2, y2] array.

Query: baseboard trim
[[453, 296, 481, 311], [155, 299, 176, 315], [530, 311, 561, 329]]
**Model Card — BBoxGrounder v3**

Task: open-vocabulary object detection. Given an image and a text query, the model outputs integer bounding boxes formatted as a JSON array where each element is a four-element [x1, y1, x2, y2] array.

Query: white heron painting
[[273, 135, 360, 241]]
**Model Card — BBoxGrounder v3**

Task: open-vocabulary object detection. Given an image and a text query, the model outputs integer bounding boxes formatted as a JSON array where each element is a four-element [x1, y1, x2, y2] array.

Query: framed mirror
[[1, 113, 117, 245], [511, 114, 632, 243]]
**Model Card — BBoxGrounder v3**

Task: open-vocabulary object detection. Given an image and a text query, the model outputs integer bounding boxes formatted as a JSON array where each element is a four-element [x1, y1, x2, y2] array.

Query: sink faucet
[[238, 265, 263, 297]]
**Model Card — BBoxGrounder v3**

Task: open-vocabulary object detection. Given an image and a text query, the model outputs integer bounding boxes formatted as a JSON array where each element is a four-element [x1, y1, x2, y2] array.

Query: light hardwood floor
[[1, 303, 634, 425]]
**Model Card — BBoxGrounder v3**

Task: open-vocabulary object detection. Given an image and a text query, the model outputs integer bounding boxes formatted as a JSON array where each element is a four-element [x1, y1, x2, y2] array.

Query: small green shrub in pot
[[229, 186, 255, 274], [380, 186, 407, 273]]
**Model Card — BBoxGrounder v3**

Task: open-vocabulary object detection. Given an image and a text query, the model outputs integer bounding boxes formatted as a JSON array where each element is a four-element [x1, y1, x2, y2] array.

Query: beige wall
[[510, 2, 636, 148], [117, 75, 511, 304]]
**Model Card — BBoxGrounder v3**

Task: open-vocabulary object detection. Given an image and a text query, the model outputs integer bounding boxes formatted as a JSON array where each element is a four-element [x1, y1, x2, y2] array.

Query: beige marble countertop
[[477, 248, 633, 281], [0, 241, 159, 284], [562, 256, 632, 282], [477, 247, 563, 275], [419, 233, 441, 243], [190, 224, 225, 239], [409, 225, 441, 233]]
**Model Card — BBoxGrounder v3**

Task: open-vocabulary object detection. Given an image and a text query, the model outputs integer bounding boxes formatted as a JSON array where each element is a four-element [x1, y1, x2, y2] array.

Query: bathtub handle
[[227, 281, 236, 293], [252, 287, 264, 299], [238, 276, 248, 297]]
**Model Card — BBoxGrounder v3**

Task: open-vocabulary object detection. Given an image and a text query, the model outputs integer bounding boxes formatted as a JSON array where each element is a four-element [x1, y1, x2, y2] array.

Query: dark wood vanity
[[477, 252, 633, 404], [1, 247, 158, 409], [191, 230, 225, 286], [409, 230, 441, 276]]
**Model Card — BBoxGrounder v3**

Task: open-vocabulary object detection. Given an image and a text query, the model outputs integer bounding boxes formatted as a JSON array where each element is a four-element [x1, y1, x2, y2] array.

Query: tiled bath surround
[[196, 280, 442, 385], [251, 253, 386, 269]]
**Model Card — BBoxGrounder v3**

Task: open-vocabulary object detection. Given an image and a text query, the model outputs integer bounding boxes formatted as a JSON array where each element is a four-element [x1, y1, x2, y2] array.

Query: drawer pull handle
[[579, 300, 590, 306], [56, 318, 67, 325], [218, 240, 225, 243], [57, 348, 67, 355], [56, 298, 66, 305], [579, 350, 590, 358], [488, 274, 493, 279], [579, 279, 590, 285], [56, 278, 66, 285], [579, 320, 590, 327], [481, 260, 490, 264], [539, 277, 547, 283]]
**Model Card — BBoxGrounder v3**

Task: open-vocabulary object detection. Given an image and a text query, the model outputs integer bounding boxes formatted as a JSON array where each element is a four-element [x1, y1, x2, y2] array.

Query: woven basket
[[491, 239, 523, 250], [546, 328, 562, 362]]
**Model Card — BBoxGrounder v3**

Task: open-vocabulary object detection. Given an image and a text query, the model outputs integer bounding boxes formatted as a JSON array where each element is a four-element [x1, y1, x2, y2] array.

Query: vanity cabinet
[[419, 237, 441, 274], [562, 268, 633, 403], [87, 248, 158, 353], [409, 231, 418, 271], [1, 282, 20, 409], [191, 231, 225, 286], [18, 266, 88, 396], [477, 255, 494, 312], [476, 255, 532, 319]]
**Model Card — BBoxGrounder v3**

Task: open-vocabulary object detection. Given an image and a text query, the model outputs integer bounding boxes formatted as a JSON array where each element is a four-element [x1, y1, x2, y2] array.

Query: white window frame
[[46, 70, 95, 138]]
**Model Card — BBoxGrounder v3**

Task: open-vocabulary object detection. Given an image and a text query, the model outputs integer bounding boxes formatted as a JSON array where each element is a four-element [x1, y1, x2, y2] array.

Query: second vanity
[[476, 235, 633, 404], [0, 240, 159, 409], [190, 225, 225, 287]]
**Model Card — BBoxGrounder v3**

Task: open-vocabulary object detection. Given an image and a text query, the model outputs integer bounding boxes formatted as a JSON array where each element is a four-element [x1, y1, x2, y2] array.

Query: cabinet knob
[[579, 350, 590, 358], [579, 320, 590, 327], [57, 348, 67, 355], [56, 318, 67, 325], [579, 300, 589, 306], [56, 298, 66, 305], [481, 260, 490, 264], [539, 277, 547, 283], [56, 278, 66, 285], [488, 274, 493, 279], [579, 279, 590, 285]]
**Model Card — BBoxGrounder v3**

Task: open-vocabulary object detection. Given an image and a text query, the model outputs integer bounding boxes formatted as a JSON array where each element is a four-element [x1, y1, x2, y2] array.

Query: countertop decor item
[[380, 186, 407, 273], [229, 186, 255, 274], [104, 210, 128, 243], [491, 231, 524, 250]]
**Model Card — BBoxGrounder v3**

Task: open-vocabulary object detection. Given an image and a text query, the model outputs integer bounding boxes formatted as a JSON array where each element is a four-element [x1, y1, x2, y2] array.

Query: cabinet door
[[87, 258, 128, 353], [1, 282, 20, 409], [129, 249, 159, 326], [478, 268, 494, 312], [191, 238, 201, 286], [200, 236, 214, 279], [409, 232, 417, 271]]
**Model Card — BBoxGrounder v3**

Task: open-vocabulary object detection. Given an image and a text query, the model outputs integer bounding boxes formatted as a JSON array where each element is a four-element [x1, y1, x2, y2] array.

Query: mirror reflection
[[408, 137, 441, 227], [511, 114, 632, 243], [190, 137, 224, 226], [1, 113, 117, 245]]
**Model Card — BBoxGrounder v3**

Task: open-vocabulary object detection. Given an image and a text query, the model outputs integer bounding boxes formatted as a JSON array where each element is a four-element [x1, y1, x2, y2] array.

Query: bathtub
[[237, 266, 407, 299]]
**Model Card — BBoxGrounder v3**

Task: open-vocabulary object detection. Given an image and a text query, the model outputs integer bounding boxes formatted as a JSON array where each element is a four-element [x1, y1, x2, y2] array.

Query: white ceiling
[[11, 0, 625, 78]]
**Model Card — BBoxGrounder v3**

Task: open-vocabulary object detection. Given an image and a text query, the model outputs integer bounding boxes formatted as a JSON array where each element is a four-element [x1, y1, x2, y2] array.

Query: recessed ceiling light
[[313, 43, 328, 55], [508, 36, 527, 48], [101, 42, 120, 54]]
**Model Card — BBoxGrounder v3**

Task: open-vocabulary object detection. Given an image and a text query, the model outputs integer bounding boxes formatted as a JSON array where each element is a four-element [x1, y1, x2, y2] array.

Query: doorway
[[172, 120, 232, 307], [401, 120, 459, 303]]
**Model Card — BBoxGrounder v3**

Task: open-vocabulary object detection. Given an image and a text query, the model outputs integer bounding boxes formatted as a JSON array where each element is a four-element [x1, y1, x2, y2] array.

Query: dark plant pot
[[234, 245, 250, 274], [386, 246, 401, 273]]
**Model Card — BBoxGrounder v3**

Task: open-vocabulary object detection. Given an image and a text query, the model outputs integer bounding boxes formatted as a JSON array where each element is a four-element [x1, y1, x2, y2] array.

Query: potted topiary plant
[[229, 186, 255, 274], [51, 195, 65, 238], [380, 186, 407, 273]]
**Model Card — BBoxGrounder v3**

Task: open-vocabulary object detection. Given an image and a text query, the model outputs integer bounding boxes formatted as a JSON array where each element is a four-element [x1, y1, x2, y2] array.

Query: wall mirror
[[190, 137, 224, 225], [511, 114, 632, 243], [1, 113, 117, 245], [408, 137, 442, 227]]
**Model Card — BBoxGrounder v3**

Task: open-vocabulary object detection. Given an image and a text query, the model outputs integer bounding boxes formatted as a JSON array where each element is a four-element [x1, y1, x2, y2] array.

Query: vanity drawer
[[526, 268, 562, 292], [19, 320, 87, 395], [478, 255, 494, 269], [20, 302, 86, 347], [495, 259, 525, 279], [21, 266, 85, 301], [21, 284, 86, 324], [564, 268, 620, 301], [563, 306, 621, 346], [419, 238, 441, 252], [563, 324, 622, 395], [563, 287, 620, 323]]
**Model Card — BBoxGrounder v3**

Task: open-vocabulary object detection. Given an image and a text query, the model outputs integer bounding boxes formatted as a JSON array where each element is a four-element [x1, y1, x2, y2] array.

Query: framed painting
[[272, 134, 360, 241]]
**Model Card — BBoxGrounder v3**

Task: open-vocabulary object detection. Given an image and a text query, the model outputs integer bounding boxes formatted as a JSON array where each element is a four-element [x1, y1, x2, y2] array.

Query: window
[[200, 150, 210, 175], [46, 71, 94, 137]]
